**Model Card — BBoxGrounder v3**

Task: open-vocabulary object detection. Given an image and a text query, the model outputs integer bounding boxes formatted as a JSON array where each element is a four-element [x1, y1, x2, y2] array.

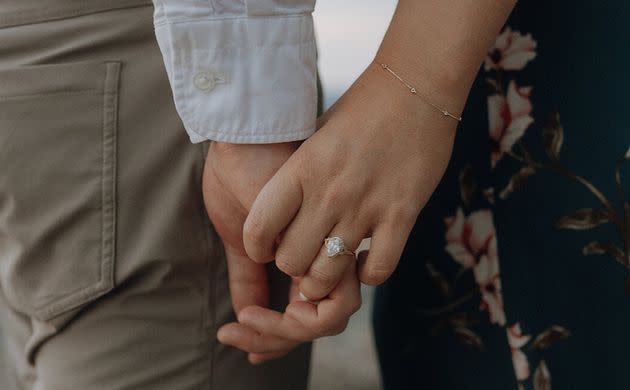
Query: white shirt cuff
[[153, 12, 317, 144]]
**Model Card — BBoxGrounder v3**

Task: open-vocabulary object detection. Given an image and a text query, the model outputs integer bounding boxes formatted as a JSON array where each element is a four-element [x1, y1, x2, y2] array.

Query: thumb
[[224, 241, 270, 315]]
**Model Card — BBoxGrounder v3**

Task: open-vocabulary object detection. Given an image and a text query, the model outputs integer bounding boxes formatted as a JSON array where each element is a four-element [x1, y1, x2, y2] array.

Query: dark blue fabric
[[373, 2, 630, 389]]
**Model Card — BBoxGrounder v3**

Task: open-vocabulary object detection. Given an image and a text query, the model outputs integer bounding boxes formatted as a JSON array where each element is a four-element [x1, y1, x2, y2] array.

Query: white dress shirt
[[152, 0, 318, 144]]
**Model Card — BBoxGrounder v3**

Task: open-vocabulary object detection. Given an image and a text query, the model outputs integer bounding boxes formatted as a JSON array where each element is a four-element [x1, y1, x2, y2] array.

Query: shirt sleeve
[[151, 0, 318, 144]]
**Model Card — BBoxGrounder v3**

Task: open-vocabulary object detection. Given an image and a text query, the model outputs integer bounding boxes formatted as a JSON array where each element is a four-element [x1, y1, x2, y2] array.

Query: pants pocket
[[0, 59, 121, 321]]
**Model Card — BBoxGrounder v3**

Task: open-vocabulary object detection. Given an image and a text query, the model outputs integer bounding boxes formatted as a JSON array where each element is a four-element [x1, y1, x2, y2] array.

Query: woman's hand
[[242, 60, 459, 301]]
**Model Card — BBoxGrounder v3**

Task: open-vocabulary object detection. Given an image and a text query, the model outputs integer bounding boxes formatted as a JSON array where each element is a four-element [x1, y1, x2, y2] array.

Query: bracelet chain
[[377, 62, 462, 123]]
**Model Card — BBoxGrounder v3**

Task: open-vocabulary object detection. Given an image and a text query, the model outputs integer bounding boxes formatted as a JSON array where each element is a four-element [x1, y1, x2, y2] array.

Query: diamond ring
[[324, 237, 356, 258]]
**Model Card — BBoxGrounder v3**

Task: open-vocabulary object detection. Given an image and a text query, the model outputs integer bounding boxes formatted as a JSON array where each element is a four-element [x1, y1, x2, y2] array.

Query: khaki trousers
[[0, 2, 311, 389]]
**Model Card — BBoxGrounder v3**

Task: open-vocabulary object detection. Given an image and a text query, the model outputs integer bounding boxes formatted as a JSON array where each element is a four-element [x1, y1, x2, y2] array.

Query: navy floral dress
[[372, 2, 630, 389]]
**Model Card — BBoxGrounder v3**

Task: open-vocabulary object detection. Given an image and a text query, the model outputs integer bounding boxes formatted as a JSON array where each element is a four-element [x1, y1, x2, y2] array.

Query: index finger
[[225, 242, 269, 315], [243, 165, 303, 263]]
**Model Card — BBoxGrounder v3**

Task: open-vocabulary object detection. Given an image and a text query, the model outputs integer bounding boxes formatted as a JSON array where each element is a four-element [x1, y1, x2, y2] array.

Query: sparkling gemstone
[[325, 237, 345, 257]]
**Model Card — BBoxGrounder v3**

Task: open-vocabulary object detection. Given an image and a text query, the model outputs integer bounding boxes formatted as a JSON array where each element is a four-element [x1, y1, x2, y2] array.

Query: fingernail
[[298, 291, 321, 305], [216, 329, 227, 343], [236, 308, 253, 323]]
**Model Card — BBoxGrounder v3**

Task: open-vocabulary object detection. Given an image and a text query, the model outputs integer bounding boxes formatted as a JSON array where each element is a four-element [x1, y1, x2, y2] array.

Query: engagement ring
[[324, 237, 356, 258]]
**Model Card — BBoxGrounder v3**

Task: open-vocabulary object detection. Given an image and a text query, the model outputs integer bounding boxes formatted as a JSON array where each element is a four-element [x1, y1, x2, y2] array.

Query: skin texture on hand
[[203, 141, 362, 364], [203, 141, 299, 363], [242, 60, 458, 302], [203, 141, 297, 313], [239, 0, 516, 304]]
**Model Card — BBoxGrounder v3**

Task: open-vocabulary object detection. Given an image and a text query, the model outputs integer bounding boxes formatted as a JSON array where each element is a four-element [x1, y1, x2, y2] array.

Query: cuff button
[[193, 70, 225, 92]]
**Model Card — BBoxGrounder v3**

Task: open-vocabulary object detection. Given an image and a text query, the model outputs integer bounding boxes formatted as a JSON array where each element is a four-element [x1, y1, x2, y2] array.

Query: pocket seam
[[33, 61, 121, 321], [0, 89, 101, 102]]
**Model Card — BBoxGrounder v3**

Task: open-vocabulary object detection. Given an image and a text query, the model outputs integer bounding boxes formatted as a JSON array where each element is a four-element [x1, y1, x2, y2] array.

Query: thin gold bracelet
[[376, 62, 462, 123]]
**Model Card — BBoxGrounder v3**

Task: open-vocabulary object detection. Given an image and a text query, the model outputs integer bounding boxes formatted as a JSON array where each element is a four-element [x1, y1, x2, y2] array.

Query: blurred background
[[308, 1, 396, 390]]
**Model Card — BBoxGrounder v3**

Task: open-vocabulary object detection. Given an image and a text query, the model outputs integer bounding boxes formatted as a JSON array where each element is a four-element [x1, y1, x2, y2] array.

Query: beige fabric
[[0, 3, 310, 389]]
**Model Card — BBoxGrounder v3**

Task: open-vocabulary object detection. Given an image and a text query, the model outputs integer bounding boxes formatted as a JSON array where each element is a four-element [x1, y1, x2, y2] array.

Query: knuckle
[[243, 217, 268, 250], [387, 203, 418, 227], [361, 264, 393, 286], [275, 254, 304, 277], [312, 322, 334, 338], [248, 337, 263, 353], [240, 334, 258, 353], [321, 187, 353, 211], [299, 286, 325, 302], [329, 319, 350, 336], [308, 267, 339, 291], [348, 299, 362, 316]]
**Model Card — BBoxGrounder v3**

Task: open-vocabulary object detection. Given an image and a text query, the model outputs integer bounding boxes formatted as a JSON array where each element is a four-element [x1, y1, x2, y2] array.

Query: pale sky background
[[313, 0, 398, 108]]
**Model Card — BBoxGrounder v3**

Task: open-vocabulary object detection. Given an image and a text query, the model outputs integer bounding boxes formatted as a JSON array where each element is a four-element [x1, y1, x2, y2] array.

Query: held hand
[[203, 141, 301, 362], [203, 141, 362, 364], [242, 60, 458, 301], [219, 260, 361, 364]]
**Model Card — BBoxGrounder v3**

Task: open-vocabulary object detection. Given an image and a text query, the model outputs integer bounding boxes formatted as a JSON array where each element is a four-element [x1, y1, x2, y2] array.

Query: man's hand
[[203, 141, 301, 363], [203, 141, 362, 364], [203, 141, 300, 312]]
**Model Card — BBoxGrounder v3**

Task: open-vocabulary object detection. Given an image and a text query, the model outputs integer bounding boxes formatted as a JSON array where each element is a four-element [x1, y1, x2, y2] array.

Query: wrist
[[211, 141, 300, 157], [334, 62, 458, 150], [370, 53, 473, 120], [207, 141, 300, 208], [355, 60, 462, 135], [372, 0, 515, 116]]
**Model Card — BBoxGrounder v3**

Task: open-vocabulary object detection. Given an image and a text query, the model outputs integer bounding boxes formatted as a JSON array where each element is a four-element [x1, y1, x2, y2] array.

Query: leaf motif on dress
[[531, 325, 571, 350], [446, 313, 480, 329], [499, 166, 536, 199], [501, 110, 629, 284], [582, 241, 625, 265], [554, 208, 610, 230], [453, 326, 484, 350], [533, 360, 552, 390], [426, 262, 451, 297], [542, 112, 564, 161]]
